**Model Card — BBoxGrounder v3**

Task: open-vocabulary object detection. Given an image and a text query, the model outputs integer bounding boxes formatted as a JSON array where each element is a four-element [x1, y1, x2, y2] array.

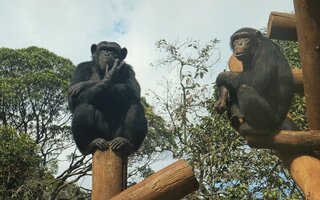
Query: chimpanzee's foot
[[214, 86, 230, 114], [214, 99, 228, 114], [229, 105, 244, 130], [108, 137, 135, 153], [239, 122, 269, 136], [279, 117, 299, 131], [82, 138, 109, 155]]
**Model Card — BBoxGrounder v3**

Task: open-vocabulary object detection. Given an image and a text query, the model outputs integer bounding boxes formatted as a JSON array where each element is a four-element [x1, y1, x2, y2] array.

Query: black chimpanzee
[[215, 28, 296, 135], [68, 41, 148, 155]]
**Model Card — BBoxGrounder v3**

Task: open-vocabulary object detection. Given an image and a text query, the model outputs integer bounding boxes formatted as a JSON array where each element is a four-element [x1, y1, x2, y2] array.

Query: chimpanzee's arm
[[69, 80, 99, 97], [216, 71, 242, 91], [68, 62, 96, 112], [108, 63, 141, 100]]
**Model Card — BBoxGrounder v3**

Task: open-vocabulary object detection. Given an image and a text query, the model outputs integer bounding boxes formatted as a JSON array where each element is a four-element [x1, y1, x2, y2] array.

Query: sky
[[0, 0, 294, 96], [0, 0, 295, 190]]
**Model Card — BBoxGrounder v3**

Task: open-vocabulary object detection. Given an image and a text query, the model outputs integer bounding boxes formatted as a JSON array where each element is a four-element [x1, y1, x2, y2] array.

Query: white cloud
[[0, 0, 294, 189], [0, 0, 294, 94]]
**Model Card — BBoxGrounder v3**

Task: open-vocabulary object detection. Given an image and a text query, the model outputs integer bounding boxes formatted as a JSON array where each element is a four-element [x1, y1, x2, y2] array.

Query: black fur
[[215, 28, 294, 135], [69, 41, 147, 155]]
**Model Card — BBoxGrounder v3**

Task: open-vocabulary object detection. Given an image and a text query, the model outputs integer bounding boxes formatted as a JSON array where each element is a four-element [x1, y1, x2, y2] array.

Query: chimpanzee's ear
[[255, 31, 263, 43], [119, 47, 128, 60], [91, 44, 97, 55]]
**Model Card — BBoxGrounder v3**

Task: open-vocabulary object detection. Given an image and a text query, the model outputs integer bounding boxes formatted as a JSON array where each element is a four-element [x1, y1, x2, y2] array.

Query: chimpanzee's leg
[[72, 103, 110, 155], [215, 86, 230, 114], [228, 104, 244, 131], [110, 102, 147, 154], [279, 117, 298, 131], [237, 84, 280, 133]]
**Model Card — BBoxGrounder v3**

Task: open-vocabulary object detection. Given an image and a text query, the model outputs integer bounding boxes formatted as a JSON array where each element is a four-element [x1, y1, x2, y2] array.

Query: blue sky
[[0, 0, 295, 189], [0, 0, 294, 96]]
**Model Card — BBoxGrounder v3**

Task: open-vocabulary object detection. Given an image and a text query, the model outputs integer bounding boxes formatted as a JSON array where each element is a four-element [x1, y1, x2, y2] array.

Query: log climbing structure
[[229, 1, 320, 199]]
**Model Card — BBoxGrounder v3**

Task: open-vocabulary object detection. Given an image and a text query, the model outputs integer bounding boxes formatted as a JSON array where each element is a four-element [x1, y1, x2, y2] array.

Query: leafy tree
[[0, 46, 173, 199], [150, 38, 220, 158], [150, 38, 305, 199], [128, 97, 173, 184], [0, 47, 91, 199], [0, 126, 53, 199]]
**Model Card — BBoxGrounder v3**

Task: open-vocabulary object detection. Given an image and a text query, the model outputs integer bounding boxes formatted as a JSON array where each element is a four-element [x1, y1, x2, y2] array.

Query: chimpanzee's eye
[[242, 38, 249, 43]]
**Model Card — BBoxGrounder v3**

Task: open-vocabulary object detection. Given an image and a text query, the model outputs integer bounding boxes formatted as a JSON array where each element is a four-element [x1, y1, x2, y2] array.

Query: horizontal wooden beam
[[288, 1, 320, 198], [267, 12, 297, 41], [246, 130, 320, 152], [111, 160, 199, 200], [228, 55, 304, 95]]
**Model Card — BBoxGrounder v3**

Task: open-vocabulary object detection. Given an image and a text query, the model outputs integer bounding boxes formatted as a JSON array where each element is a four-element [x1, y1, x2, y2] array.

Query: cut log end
[[267, 12, 297, 41]]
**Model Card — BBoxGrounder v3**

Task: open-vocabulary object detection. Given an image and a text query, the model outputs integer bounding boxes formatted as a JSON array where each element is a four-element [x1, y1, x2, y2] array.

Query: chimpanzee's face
[[97, 46, 119, 71], [231, 32, 251, 61], [91, 41, 127, 71]]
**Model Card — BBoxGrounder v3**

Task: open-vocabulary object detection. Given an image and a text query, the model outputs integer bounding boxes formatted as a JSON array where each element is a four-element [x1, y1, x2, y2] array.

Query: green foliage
[[0, 45, 173, 198], [128, 97, 174, 184], [152, 39, 220, 158], [0, 46, 74, 166], [0, 126, 53, 200], [151, 38, 305, 199], [0, 46, 90, 199]]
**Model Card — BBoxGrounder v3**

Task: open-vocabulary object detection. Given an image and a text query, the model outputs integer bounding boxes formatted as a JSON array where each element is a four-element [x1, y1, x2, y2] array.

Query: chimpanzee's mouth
[[235, 52, 245, 56], [235, 52, 245, 58]]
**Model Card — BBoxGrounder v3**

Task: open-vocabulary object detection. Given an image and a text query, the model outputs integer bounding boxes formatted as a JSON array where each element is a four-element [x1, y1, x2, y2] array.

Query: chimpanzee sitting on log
[[215, 28, 297, 135], [69, 41, 148, 155]]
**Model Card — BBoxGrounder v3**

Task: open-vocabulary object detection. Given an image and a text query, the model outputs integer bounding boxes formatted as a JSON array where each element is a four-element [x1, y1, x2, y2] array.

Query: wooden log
[[267, 12, 297, 41], [280, 153, 320, 200], [291, 68, 304, 95], [110, 160, 199, 200], [283, 1, 320, 199], [228, 55, 304, 95], [92, 149, 127, 200], [294, 0, 320, 129], [227, 54, 243, 72], [246, 130, 320, 152], [228, 51, 320, 198]]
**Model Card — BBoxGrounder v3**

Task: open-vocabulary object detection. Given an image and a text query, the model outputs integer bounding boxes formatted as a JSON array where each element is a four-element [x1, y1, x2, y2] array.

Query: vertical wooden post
[[281, 1, 320, 199], [92, 149, 127, 200], [229, 50, 320, 199], [294, 0, 320, 128]]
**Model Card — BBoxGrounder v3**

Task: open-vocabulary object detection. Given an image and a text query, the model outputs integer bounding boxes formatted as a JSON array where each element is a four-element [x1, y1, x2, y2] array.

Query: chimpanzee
[[68, 41, 148, 155], [215, 28, 295, 135]]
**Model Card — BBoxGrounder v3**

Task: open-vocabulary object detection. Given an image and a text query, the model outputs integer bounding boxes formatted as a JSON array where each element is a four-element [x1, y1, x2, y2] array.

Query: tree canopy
[[0, 47, 90, 199], [0, 37, 308, 199], [150, 38, 305, 199]]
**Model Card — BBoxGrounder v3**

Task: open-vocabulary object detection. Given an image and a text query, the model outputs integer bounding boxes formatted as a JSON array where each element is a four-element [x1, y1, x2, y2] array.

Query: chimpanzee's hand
[[69, 82, 85, 97], [104, 59, 125, 81]]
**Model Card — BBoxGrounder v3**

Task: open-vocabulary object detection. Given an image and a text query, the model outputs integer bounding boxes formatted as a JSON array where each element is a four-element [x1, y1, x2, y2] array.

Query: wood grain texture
[[267, 12, 297, 41], [92, 149, 127, 200], [246, 130, 320, 152], [111, 160, 199, 200]]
